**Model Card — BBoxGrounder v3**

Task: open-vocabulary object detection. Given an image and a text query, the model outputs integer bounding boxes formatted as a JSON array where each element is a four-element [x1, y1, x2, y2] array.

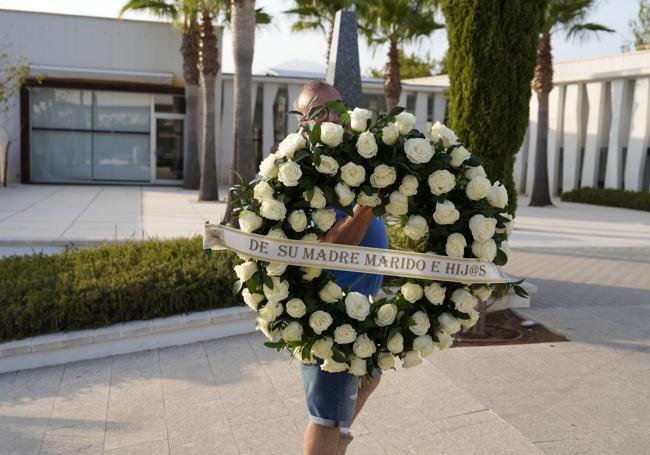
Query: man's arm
[[320, 205, 374, 246]]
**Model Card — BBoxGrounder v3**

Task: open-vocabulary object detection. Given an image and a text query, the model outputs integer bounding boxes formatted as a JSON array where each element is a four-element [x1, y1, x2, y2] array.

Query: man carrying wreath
[[293, 80, 388, 455]]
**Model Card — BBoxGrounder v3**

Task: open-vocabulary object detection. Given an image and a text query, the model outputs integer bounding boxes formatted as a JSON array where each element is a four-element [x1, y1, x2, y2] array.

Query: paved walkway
[[0, 186, 648, 453]]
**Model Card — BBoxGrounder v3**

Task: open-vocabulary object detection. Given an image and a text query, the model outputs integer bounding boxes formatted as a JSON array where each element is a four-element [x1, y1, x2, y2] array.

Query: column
[[605, 79, 633, 189], [547, 85, 565, 195], [581, 82, 607, 188], [624, 77, 650, 191], [398, 92, 407, 109], [524, 94, 539, 196], [514, 127, 529, 193], [432, 92, 447, 123], [286, 84, 302, 135], [219, 79, 234, 185], [262, 83, 279, 157], [414, 91, 428, 132], [561, 84, 585, 192]]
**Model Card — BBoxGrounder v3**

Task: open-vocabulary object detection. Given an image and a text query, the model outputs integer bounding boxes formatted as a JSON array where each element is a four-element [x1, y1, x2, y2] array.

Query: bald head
[[294, 81, 342, 123]]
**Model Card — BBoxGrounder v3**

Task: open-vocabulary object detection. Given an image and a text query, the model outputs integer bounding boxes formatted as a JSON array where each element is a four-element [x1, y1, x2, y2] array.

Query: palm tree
[[359, 0, 444, 110], [529, 0, 613, 206], [120, 0, 201, 190], [285, 0, 356, 66]]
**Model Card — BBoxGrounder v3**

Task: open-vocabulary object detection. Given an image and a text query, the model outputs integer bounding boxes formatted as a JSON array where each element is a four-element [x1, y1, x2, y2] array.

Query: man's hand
[[320, 205, 374, 246]]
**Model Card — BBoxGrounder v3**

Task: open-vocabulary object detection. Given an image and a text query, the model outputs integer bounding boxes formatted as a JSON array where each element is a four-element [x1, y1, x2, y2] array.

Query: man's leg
[[304, 422, 339, 455], [352, 375, 381, 420]]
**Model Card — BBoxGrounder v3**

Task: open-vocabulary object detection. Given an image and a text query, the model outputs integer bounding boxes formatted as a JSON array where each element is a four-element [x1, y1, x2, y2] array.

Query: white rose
[[402, 350, 422, 369], [348, 356, 367, 376], [262, 276, 290, 303], [266, 227, 287, 239], [266, 262, 287, 277], [316, 154, 339, 176], [349, 107, 373, 132], [253, 180, 274, 200], [446, 232, 467, 258], [399, 174, 419, 196], [487, 181, 508, 208], [449, 145, 471, 167], [335, 182, 355, 206], [369, 164, 397, 188], [434, 331, 454, 349], [428, 170, 456, 195], [260, 198, 287, 221], [438, 312, 462, 335], [500, 240, 510, 255], [409, 310, 431, 336], [278, 161, 302, 187], [401, 283, 424, 303], [312, 209, 337, 231], [451, 288, 476, 313], [311, 336, 334, 359], [258, 300, 283, 322], [234, 261, 257, 282], [496, 212, 514, 235], [377, 352, 396, 370], [430, 121, 458, 148], [242, 288, 264, 310], [319, 281, 343, 303], [300, 267, 322, 281], [464, 165, 487, 180], [385, 191, 408, 216], [387, 331, 404, 354], [375, 303, 398, 327], [471, 239, 497, 262], [474, 286, 493, 302], [460, 309, 480, 329], [321, 358, 348, 373], [281, 321, 303, 342], [395, 111, 416, 135], [259, 152, 279, 178], [345, 292, 371, 321], [294, 346, 316, 365], [404, 138, 434, 164], [381, 122, 400, 145], [413, 335, 434, 357], [404, 215, 429, 241], [469, 214, 497, 242], [309, 310, 333, 334], [352, 333, 377, 359], [288, 209, 308, 232], [357, 191, 382, 207], [356, 131, 379, 158], [304, 186, 327, 209], [301, 233, 319, 241], [256, 317, 279, 341], [433, 200, 460, 225], [320, 122, 344, 148], [466, 176, 491, 201], [340, 162, 366, 187], [424, 283, 446, 305], [334, 324, 357, 344], [286, 298, 307, 318], [238, 209, 263, 233], [277, 132, 306, 159]]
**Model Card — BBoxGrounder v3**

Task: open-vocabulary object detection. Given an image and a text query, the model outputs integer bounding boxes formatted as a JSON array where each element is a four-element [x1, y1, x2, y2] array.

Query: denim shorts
[[300, 358, 381, 429]]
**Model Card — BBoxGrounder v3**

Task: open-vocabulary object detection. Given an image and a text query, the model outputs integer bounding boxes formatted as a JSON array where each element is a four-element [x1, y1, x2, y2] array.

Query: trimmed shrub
[[0, 237, 239, 342], [561, 187, 650, 212]]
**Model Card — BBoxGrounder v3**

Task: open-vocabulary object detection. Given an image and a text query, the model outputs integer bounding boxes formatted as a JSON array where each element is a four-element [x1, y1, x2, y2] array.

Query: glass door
[[153, 115, 185, 183]]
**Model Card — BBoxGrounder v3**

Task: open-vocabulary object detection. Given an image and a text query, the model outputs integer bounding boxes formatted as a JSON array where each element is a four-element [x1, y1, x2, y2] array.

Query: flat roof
[[0, 7, 173, 26]]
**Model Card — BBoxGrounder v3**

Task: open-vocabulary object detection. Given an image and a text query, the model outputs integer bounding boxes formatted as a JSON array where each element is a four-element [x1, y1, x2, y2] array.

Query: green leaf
[[310, 122, 321, 144], [293, 149, 309, 163], [513, 284, 529, 298], [262, 273, 274, 289], [389, 106, 405, 117], [493, 248, 508, 266], [324, 100, 348, 114]]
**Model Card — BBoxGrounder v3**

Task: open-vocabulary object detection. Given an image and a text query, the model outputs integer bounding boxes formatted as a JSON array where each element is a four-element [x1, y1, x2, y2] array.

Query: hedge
[[0, 237, 240, 343], [561, 187, 650, 212]]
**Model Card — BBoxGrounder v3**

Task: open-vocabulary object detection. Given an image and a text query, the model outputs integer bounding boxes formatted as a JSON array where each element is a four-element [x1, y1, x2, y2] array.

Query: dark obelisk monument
[[326, 9, 363, 109]]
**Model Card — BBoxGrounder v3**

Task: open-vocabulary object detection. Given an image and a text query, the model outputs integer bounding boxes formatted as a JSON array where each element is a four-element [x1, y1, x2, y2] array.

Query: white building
[[1, 9, 649, 195]]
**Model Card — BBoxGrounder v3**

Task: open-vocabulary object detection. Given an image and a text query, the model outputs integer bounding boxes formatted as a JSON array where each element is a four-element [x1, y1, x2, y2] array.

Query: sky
[[0, 0, 641, 76]]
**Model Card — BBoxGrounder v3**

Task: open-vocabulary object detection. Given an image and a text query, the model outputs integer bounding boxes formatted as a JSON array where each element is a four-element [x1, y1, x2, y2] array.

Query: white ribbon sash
[[204, 224, 518, 284]]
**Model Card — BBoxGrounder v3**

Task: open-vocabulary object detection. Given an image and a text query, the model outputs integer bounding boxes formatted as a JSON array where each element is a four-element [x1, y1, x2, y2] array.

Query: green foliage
[[285, 0, 354, 34], [561, 187, 650, 212], [369, 50, 445, 79], [543, 0, 614, 38], [0, 238, 240, 342], [0, 51, 30, 113], [443, 0, 545, 215], [625, 0, 650, 51]]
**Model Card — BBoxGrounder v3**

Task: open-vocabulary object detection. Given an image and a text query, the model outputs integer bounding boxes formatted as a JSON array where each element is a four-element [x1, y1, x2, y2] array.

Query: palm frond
[[566, 22, 615, 42], [119, 0, 179, 19]]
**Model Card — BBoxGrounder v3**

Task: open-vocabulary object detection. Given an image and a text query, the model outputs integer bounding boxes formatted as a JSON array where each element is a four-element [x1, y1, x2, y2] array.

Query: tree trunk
[[181, 21, 201, 190], [225, 0, 256, 220], [529, 33, 554, 207], [198, 10, 220, 202], [384, 38, 401, 111]]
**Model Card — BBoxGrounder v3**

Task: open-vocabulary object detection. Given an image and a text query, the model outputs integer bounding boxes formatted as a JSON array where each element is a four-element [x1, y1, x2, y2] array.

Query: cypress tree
[[442, 0, 545, 214]]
